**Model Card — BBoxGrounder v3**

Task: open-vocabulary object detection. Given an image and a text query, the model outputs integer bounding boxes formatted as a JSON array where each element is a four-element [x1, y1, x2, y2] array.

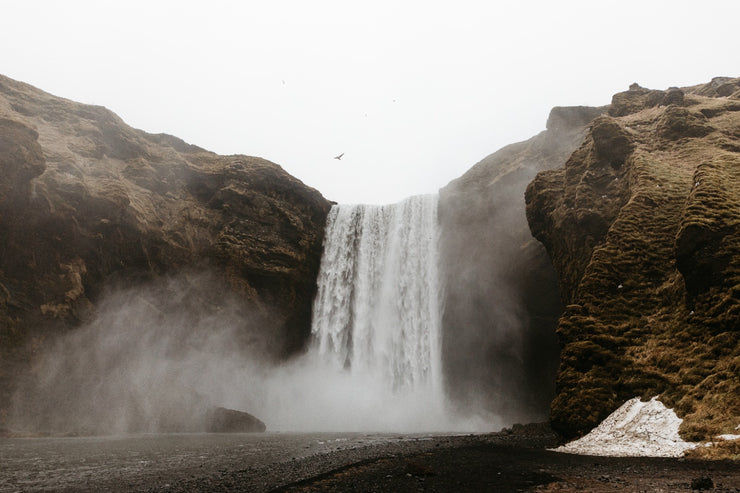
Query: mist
[[11, 273, 266, 434], [9, 117, 589, 435], [11, 271, 497, 435], [436, 108, 600, 425]]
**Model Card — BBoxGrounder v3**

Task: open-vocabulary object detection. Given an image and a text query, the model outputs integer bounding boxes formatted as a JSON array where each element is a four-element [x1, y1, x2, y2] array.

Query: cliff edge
[[525, 78, 740, 443], [439, 104, 605, 423], [0, 75, 331, 427]]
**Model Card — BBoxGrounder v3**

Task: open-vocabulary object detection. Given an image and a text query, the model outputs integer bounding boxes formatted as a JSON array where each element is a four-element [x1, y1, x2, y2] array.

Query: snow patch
[[717, 434, 740, 442], [553, 396, 702, 457]]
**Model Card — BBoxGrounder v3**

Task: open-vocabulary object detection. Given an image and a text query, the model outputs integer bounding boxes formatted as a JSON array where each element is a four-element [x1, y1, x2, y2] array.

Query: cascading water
[[311, 194, 444, 410], [10, 193, 490, 434]]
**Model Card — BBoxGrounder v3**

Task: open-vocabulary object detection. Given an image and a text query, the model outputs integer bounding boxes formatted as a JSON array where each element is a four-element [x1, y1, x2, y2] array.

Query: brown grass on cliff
[[526, 78, 740, 449]]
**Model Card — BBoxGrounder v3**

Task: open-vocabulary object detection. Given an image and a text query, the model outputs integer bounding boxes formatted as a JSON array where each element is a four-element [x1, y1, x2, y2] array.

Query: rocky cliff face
[[438, 105, 605, 423], [526, 78, 740, 441], [0, 75, 331, 427]]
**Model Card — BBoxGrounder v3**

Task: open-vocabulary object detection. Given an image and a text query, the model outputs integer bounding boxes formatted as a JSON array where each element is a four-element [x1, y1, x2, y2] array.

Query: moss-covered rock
[[656, 106, 714, 140], [0, 74, 331, 427], [608, 83, 669, 117], [526, 78, 740, 441]]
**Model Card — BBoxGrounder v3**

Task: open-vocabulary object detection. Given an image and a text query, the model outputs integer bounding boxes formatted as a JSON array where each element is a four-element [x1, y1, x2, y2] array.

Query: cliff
[[438, 105, 605, 422], [0, 75, 331, 427], [4, 71, 738, 444], [525, 78, 740, 442]]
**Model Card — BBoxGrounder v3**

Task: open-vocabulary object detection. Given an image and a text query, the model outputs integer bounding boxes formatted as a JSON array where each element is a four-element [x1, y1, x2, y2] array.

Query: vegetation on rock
[[2, 70, 737, 450], [0, 75, 331, 428], [526, 78, 740, 443], [439, 105, 604, 422]]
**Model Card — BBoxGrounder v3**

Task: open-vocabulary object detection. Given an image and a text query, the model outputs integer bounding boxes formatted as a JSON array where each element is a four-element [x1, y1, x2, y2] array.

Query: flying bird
[[334, 152, 344, 160]]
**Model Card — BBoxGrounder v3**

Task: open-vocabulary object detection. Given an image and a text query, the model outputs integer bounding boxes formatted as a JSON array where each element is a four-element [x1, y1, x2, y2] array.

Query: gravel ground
[[2, 428, 738, 492], [142, 428, 740, 492], [275, 440, 740, 492]]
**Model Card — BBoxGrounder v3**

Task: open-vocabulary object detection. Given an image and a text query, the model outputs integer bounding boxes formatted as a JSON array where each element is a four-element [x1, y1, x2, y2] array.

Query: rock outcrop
[[206, 407, 266, 433], [438, 105, 605, 422], [526, 78, 740, 441], [0, 74, 331, 427], [4, 71, 738, 445]]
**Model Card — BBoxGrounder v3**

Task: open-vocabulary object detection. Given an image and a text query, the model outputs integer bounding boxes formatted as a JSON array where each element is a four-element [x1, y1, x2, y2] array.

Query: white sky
[[2, 0, 738, 204]]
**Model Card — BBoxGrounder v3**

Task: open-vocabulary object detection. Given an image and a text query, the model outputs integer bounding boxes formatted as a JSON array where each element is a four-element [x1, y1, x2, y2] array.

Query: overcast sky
[[2, 1, 738, 204]]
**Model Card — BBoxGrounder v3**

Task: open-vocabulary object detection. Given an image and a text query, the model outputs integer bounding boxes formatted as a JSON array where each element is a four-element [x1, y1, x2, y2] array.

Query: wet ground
[[0, 432, 466, 492], [1, 430, 738, 492]]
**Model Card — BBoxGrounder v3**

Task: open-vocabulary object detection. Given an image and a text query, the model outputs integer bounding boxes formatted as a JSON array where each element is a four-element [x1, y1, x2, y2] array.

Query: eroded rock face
[[0, 74, 331, 427], [439, 105, 604, 423], [526, 78, 740, 440], [0, 118, 46, 203]]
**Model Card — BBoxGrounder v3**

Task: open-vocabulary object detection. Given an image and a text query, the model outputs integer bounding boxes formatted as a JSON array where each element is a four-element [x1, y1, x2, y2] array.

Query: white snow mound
[[553, 396, 701, 457]]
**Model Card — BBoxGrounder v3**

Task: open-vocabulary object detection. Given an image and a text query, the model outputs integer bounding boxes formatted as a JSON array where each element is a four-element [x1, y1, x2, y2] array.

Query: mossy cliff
[[439, 105, 604, 423], [526, 77, 740, 441], [0, 75, 331, 426]]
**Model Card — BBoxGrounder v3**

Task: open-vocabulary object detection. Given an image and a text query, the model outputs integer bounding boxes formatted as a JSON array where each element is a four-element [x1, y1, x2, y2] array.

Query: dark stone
[[590, 117, 634, 168], [438, 103, 603, 424], [405, 460, 435, 477], [0, 74, 331, 429], [676, 223, 733, 299], [206, 407, 266, 433], [690, 476, 714, 490], [656, 106, 713, 140], [525, 79, 740, 440], [609, 85, 667, 117], [663, 87, 685, 106], [0, 118, 46, 206]]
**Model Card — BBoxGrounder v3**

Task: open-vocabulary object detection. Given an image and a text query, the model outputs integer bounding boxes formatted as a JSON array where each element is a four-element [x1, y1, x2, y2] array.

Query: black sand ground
[[162, 430, 740, 493], [2, 429, 738, 492], [273, 441, 740, 492]]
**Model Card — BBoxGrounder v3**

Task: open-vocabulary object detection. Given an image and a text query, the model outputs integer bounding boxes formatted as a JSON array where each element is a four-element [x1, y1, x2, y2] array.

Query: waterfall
[[311, 194, 443, 400]]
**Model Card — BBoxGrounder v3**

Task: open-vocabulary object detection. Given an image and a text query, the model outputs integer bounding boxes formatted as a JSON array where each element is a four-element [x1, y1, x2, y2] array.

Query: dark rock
[[676, 223, 733, 299], [526, 122, 631, 308], [206, 407, 266, 433], [439, 103, 604, 423], [609, 84, 667, 117], [590, 116, 634, 168], [0, 118, 46, 206], [405, 460, 435, 477], [691, 76, 740, 97], [656, 106, 713, 140], [664, 87, 685, 106], [690, 476, 714, 490], [525, 79, 740, 440], [0, 74, 331, 428]]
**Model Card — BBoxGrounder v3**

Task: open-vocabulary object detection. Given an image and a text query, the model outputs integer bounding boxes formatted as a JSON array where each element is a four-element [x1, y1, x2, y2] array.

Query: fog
[[436, 110, 595, 426], [7, 111, 590, 438], [10, 164, 566, 436], [11, 272, 494, 435], [3, 1, 739, 204]]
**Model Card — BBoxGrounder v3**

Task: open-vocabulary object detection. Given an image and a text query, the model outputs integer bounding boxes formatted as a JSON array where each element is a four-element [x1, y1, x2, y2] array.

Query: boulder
[[207, 407, 266, 433]]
